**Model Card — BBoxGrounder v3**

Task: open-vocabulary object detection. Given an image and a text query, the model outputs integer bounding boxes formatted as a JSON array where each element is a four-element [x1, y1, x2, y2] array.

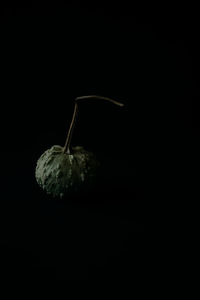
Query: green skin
[[35, 145, 99, 198]]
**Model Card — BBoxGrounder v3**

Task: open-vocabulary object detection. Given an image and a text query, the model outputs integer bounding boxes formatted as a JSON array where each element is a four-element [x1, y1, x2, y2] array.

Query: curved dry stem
[[63, 102, 78, 154], [63, 95, 124, 154], [75, 95, 124, 107]]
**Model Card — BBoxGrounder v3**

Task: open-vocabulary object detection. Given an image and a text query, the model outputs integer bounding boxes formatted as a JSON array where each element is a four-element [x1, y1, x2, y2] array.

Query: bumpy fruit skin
[[35, 145, 99, 198]]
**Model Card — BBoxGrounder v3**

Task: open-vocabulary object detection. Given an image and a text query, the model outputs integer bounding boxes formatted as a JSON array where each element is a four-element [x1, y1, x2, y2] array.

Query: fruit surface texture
[[35, 145, 98, 197]]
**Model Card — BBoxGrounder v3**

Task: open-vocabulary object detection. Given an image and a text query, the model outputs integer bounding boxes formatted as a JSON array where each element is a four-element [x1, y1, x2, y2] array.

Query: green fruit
[[35, 145, 99, 198], [35, 95, 124, 198]]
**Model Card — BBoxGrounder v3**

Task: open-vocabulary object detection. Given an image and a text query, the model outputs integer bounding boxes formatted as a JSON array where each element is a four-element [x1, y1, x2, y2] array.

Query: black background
[[0, 1, 197, 281]]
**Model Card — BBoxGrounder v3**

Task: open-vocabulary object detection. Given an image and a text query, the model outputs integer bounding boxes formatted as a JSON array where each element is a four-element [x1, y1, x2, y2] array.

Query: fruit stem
[[63, 95, 124, 154]]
